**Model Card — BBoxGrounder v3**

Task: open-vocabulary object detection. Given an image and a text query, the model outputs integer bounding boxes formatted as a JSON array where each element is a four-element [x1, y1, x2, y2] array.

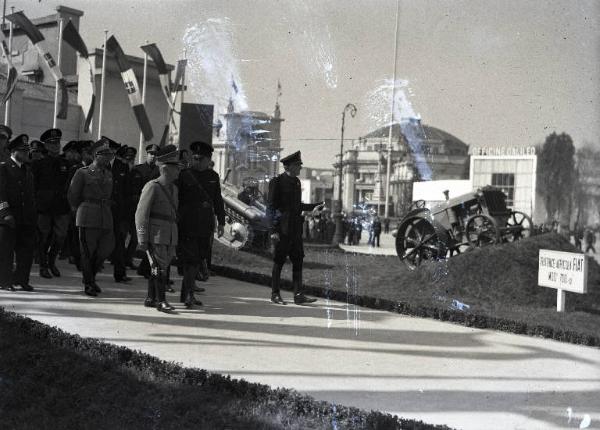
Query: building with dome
[[212, 100, 284, 194], [333, 118, 470, 216]]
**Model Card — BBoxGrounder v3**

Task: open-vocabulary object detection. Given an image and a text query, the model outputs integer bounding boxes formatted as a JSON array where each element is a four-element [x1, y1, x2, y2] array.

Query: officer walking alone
[[268, 151, 324, 305], [67, 140, 115, 296], [0, 134, 37, 291]]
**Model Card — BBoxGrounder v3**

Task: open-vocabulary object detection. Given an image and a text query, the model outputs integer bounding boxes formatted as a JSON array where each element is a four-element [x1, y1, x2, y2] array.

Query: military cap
[[189, 141, 213, 157], [30, 140, 45, 152], [40, 128, 62, 143], [280, 150, 302, 165], [125, 146, 137, 158], [100, 135, 121, 151], [145, 144, 160, 154], [63, 140, 79, 153], [115, 145, 128, 157], [0, 124, 12, 139], [91, 139, 114, 155], [7, 134, 29, 151], [78, 140, 93, 152], [155, 144, 180, 165]]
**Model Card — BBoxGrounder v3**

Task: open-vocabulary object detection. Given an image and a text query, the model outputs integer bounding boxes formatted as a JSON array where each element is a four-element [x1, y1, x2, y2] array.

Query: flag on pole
[[62, 21, 95, 132], [105, 35, 153, 141], [159, 59, 187, 146], [0, 29, 17, 106], [140, 43, 172, 109], [277, 79, 282, 98], [6, 11, 68, 119], [231, 75, 239, 94]]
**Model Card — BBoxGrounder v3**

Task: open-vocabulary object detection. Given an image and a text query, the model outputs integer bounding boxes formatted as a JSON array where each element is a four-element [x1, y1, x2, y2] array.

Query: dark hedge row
[[0, 307, 451, 430], [212, 264, 600, 348]]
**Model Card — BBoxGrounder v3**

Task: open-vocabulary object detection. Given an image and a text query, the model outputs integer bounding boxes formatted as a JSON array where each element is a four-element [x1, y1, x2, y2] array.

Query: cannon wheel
[[396, 217, 448, 270], [215, 216, 255, 250], [409, 200, 427, 211], [465, 214, 500, 247], [504, 211, 533, 242]]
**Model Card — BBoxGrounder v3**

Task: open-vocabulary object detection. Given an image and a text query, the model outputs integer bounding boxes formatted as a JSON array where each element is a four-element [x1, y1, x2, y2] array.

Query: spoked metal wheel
[[396, 218, 448, 270], [466, 214, 500, 247], [504, 211, 533, 242], [215, 218, 254, 250]]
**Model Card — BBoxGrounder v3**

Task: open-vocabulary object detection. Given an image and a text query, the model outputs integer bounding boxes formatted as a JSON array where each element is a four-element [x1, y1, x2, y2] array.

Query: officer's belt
[[84, 198, 113, 205], [150, 212, 176, 223]]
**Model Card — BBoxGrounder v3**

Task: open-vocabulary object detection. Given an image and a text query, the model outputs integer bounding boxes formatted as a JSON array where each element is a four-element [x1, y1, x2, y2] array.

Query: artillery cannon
[[395, 186, 533, 269], [215, 176, 271, 250]]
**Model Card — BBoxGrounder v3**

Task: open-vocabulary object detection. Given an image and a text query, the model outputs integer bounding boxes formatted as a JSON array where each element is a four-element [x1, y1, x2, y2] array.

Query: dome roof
[[363, 122, 469, 154]]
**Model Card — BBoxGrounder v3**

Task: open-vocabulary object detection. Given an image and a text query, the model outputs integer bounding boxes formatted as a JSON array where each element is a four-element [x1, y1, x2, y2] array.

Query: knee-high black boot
[[144, 278, 156, 307], [271, 263, 283, 295]]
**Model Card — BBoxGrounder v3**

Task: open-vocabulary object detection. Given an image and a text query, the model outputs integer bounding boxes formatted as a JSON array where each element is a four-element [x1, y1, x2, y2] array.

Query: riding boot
[[144, 278, 156, 307], [48, 246, 61, 277], [292, 270, 302, 296], [181, 265, 198, 303], [271, 263, 283, 295]]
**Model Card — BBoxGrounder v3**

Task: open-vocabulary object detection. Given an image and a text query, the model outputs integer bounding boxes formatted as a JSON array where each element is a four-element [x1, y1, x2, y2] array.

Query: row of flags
[[0, 10, 185, 144], [0, 10, 284, 145]]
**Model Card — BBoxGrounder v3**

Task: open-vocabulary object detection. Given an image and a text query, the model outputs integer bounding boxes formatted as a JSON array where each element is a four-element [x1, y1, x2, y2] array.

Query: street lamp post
[[332, 103, 357, 246]]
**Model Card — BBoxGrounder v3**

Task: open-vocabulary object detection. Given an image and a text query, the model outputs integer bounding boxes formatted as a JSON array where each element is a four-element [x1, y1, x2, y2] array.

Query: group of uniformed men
[[0, 124, 322, 311]]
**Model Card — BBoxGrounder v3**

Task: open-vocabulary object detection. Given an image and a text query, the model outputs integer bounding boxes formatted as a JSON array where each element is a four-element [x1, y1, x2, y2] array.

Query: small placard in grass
[[538, 249, 588, 312]]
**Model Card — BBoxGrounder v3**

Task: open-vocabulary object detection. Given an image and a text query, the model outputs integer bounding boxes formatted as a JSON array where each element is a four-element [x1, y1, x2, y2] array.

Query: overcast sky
[[12, 0, 600, 168]]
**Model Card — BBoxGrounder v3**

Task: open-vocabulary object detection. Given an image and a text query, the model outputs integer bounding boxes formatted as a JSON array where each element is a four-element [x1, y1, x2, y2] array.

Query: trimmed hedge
[[0, 307, 451, 430], [211, 264, 600, 348]]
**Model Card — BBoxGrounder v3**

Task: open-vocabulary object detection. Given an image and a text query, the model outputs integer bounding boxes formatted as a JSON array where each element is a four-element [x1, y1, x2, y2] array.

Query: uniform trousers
[[0, 224, 35, 287], [79, 227, 115, 285], [38, 213, 70, 268], [111, 218, 128, 279], [147, 244, 176, 302], [271, 233, 304, 295], [178, 236, 211, 302]]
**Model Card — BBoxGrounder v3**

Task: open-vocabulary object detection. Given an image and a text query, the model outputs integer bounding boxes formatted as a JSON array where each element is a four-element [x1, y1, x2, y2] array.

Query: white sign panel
[[538, 249, 588, 294]]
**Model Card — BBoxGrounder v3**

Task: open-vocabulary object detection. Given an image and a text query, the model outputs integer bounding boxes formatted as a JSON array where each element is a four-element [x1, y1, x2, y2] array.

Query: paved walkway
[[1, 261, 599, 430], [339, 231, 397, 256]]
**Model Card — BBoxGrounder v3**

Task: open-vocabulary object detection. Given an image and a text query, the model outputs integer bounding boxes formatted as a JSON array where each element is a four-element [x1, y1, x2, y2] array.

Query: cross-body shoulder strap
[[154, 181, 179, 219]]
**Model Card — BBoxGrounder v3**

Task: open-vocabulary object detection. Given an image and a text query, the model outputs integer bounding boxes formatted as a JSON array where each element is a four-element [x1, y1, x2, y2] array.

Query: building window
[[491, 173, 515, 205]]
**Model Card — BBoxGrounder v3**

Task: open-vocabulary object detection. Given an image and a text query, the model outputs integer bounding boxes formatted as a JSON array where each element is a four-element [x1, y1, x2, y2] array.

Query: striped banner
[[159, 59, 187, 146], [6, 11, 68, 119], [62, 21, 95, 132], [0, 29, 18, 106], [140, 43, 172, 110], [106, 35, 153, 142]]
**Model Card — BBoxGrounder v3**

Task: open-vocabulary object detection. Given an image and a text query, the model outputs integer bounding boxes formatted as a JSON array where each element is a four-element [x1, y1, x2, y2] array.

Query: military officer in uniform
[[177, 141, 225, 308], [67, 140, 115, 296], [0, 125, 12, 163], [268, 151, 324, 305], [135, 145, 181, 313], [32, 128, 72, 279], [0, 134, 36, 291], [130, 144, 160, 275], [105, 137, 131, 283]]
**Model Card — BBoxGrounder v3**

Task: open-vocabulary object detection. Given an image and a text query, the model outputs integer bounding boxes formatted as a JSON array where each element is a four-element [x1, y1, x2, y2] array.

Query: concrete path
[[1, 261, 599, 430]]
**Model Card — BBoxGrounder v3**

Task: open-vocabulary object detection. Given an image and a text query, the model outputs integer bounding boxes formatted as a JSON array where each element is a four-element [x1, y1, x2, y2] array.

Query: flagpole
[[97, 30, 108, 140], [3, 15, 12, 126], [138, 40, 148, 164], [384, 0, 400, 220], [52, 18, 64, 128]]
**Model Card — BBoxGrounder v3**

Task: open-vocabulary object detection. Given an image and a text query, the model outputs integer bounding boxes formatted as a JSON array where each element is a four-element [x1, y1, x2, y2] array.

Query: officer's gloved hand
[[312, 202, 326, 214], [217, 224, 224, 238], [270, 233, 280, 243], [138, 242, 148, 252], [3, 215, 15, 229]]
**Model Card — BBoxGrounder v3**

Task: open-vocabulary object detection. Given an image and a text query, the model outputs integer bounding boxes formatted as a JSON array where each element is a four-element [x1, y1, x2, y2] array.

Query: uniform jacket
[[177, 168, 225, 238], [135, 179, 178, 246], [67, 164, 113, 229], [111, 158, 130, 221], [31, 155, 71, 215], [267, 173, 320, 237], [130, 162, 159, 201], [0, 158, 36, 226]]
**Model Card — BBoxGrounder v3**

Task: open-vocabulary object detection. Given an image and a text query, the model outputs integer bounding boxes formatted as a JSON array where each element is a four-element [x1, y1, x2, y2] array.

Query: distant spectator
[[584, 229, 596, 254], [383, 217, 390, 234], [372, 216, 382, 247]]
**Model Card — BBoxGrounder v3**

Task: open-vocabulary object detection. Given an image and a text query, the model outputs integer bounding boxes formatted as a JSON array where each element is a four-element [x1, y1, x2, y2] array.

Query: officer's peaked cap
[[91, 139, 114, 155], [7, 134, 29, 151], [145, 144, 160, 154], [189, 141, 213, 157], [155, 144, 180, 165], [0, 124, 12, 138], [100, 135, 121, 150], [280, 151, 302, 165], [40, 128, 62, 143], [63, 140, 79, 153]]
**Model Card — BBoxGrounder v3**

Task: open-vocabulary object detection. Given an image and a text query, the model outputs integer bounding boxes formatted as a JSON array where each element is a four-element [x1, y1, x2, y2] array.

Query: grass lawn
[[212, 233, 600, 342]]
